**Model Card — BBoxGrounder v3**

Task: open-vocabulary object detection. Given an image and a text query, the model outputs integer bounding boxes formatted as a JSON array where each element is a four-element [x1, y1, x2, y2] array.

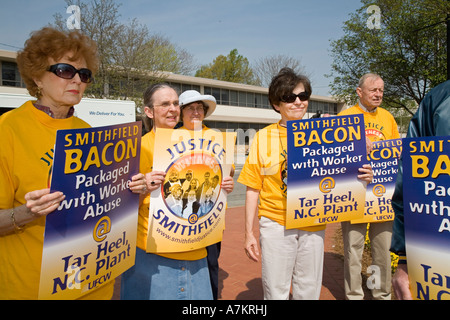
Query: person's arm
[[0, 188, 65, 236], [365, 136, 374, 154], [244, 187, 260, 262], [128, 170, 167, 209], [357, 164, 373, 185], [144, 170, 166, 193], [392, 264, 413, 300], [129, 173, 150, 194], [221, 176, 234, 194]]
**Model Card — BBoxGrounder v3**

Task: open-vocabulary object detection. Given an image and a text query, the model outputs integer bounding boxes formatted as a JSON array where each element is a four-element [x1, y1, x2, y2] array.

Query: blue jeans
[[120, 248, 213, 300]]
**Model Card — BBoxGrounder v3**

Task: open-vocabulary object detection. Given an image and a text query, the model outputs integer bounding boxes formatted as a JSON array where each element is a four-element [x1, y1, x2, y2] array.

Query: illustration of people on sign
[[182, 190, 200, 219], [209, 175, 220, 202], [183, 177, 199, 201], [163, 170, 185, 198], [181, 170, 194, 199], [165, 184, 184, 216], [162, 155, 223, 221], [197, 171, 212, 202], [199, 189, 215, 216]]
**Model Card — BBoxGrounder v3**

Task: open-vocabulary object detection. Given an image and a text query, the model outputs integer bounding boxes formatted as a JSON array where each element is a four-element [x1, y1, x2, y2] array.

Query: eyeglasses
[[281, 91, 310, 103], [47, 63, 93, 83], [184, 105, 206, 113]]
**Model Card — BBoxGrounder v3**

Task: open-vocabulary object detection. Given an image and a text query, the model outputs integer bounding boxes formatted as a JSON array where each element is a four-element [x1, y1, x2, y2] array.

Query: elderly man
[[338, 73, 400, 300]]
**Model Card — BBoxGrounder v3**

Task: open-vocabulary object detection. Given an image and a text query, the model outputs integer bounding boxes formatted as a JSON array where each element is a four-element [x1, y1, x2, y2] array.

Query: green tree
[[195, 49, 259, 85], [328, 0, 450, 116]]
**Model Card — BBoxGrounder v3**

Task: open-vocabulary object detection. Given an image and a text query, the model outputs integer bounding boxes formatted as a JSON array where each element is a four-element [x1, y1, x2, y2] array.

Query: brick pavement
[[218, 206, 345, 300], [112, 205, 346, 300]]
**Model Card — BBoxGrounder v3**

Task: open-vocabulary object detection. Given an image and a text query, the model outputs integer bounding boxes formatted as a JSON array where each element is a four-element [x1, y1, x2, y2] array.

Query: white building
[[0, 49, 345, 132]]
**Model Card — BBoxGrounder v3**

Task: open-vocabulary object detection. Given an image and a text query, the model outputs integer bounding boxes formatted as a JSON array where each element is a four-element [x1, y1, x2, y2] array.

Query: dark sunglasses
[[48, 63, 93, 83], [281, 91, 310, 103]]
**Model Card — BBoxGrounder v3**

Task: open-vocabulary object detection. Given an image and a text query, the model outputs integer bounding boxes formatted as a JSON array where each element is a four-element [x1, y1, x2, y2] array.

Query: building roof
[[0, 49, 344, 124]]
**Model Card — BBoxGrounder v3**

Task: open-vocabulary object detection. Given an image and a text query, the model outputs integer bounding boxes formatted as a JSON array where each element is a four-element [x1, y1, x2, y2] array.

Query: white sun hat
[[179, 90, 217, 118]]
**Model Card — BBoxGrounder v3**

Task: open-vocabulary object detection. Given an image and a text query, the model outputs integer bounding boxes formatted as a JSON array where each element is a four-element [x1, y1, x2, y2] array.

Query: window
[[230, 90, 238, 105], [170, 82, 181, 93], [212, 87, 221, 103], [255, 93, 263, 109], [238, 91, 246, 107], [171, 83, 282, 110], [169, 83, 201, 95], [181, 83, 192, 92], [246, 92, 255, 108], [221, 89, 229, 105], [262, 94, 271, 109], [1, 61, 23, 87], [325, 102, 337, 114], [309, 100, 318, 113], [308, 101, 337, 116], [181, 83, 200, 92]]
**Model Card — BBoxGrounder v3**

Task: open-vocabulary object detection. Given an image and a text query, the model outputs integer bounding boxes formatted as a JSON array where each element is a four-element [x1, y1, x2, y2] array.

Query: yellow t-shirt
[[136, 130, 206, 260], [0, 101, 114, 299], [238, 122, 325, 232], [338, 103, 400, 142]]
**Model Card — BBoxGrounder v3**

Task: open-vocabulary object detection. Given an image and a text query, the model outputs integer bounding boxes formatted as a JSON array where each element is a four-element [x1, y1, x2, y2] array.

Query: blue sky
[[0, 0, 364, 96]]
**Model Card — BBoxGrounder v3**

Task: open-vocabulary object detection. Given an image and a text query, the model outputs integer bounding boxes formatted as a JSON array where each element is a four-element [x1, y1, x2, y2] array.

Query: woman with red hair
[[0, 27, 147, 300]]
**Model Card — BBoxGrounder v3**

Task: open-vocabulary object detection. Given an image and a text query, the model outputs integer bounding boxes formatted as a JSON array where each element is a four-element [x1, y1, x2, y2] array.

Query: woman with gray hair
[[121, 84, 214, 300]]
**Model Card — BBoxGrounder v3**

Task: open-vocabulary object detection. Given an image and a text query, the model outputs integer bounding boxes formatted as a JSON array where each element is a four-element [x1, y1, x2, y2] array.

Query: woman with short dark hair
[[238, 68, 373, 300]]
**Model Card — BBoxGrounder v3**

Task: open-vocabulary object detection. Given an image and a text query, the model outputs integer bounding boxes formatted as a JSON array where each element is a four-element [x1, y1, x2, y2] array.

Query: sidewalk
[[112, 205, 346, 300], [218, 206, 345, 300]]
